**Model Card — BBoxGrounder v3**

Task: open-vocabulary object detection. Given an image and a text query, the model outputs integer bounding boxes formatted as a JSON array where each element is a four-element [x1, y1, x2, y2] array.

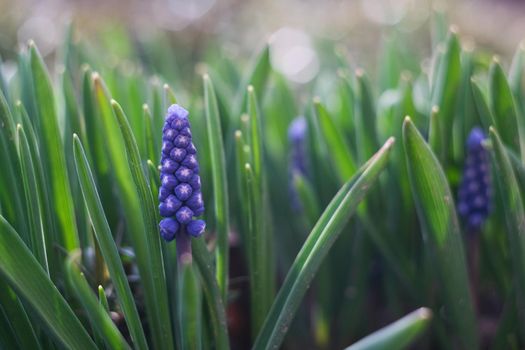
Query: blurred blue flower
[[288, 116, 308, 211], [159, 104, 205, 255], [457, 127, 492, 232]]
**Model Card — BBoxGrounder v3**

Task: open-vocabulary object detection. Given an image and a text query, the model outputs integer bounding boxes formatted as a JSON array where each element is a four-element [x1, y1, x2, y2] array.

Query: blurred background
[[1, 0, 525, 83]]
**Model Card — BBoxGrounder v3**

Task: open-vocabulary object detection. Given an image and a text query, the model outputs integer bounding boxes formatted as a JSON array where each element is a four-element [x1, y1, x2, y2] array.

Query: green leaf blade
[[203, 74, 230, 302], [73, 135, 148, 350], [65, 255, 131, 350], [111, 99, 174, 350], [29, 42, 79, 251], [402, 117, 477, 349], [254, 137, 395, 350], [0, 215, 96, 350], [345, 308, 432, 350]]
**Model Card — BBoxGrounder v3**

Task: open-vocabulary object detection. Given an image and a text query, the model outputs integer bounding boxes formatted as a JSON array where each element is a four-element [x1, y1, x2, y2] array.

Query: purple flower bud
[[161, 174, 178, 189], [187, 220, 206, 237], [174, 183, 193, 201], [174, 134, 190, 148], [193, 206, 204, 216], [182, 154, 198, 169], [458, 127, 492, 232], [159, 202, 176, 217], [159, 218, 179, 242], [162, 141, 174, 155], [175, 166, 193, 182], [189, 175, 201, 189], [186, 192, 203, 211], [158, 104, 206, 251], [158, 186, 170, 201], [163, 128, 178, 141], [167, 104, 189, 119], [187, 143, 196, 154], [176, 206, 193, 224], [180, 127, 192, 137], [161, 159, 179, 173], [165, 194, 182, 212], [170, 147, 187, 162]]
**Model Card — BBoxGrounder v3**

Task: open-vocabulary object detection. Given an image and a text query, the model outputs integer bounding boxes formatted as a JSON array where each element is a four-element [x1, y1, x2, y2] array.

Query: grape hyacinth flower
[[288, 116, 308, 212], [457, 127, 492, 233], [159, 104, 205, 264]]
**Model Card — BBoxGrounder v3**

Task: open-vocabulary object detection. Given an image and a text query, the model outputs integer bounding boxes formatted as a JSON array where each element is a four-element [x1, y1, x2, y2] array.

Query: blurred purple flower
[[288, 116, 308, 212], [457, 127, 492, 232]]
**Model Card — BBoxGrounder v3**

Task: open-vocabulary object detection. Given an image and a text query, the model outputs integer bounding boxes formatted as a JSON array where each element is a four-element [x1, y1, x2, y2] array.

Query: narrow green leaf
[[489, 59, 523, 159], [314, 97, 356, 181], [430, 29, 461, 159], [293, 173, 321, 226], [489, 127, 525, 325], [147, 159, 161, 190], [428, 106, 443, 159], [98, 285, 110, 313], [247, 86, 264, 179], [163, 83, 177, 106], [65, 254, 131, 350], [0, 91, 29, 240], [471, 79, 495, 131], [143, 104, 158, 166], [192, 239, 230, 350], [355, 69, 380, 161], [253, 138, 395, 350], [345, 308, 432, 350], [179, 264, 202, 350], [0, 278, 41, 350], [0, 215, 96, 349], [73, 135, 148, 350], [402, 117, 477, 349], [509, 42, 525, 113], [92, 73, 165, 350], [16, 125, 48, 273], [29, 42, 79, 251], [203, 74, 230, 302], [111, 99, 174, 350], [235, 44, 270, 116], [16, 101, 60, 278], [0, 304, 19, 350], [244, 162, 268, 337]]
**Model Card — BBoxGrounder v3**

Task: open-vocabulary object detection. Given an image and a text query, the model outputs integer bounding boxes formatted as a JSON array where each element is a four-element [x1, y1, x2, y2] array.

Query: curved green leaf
[[111, 99, 174, 350], [0, 215, 96, 349], [29, 42, 79, 251], [192, 239, 230, 350], [489, 127, 525, 325], [314, 98, 356, 181], [203, 74, 230, 302], [402, 117, 477, 349], [65, 254, 131, 350], [73, 135, 148, 350], [489, 59, 523, 158], [345, 308, 432, 350], [253, 137, 395, 350]]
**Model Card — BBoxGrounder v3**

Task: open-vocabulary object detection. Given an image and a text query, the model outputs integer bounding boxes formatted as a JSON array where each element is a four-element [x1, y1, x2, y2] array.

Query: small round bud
[[187, 220, 206, 237], [176, 206, 193, 224]]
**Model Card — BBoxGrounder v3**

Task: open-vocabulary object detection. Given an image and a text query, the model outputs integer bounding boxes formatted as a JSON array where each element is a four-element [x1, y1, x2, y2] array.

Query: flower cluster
[[288, 116, 308, 211], [158, 104, 205, 245], [457, 127, 492, 232]]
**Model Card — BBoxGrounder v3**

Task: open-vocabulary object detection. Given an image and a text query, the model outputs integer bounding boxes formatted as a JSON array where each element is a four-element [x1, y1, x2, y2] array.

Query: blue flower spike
[[457, 127, 492, 233], [159, 104, 205, 265]]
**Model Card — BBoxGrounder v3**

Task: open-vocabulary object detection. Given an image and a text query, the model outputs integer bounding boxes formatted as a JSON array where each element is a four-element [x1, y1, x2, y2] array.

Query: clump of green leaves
[[0, 15, 523, 350]]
